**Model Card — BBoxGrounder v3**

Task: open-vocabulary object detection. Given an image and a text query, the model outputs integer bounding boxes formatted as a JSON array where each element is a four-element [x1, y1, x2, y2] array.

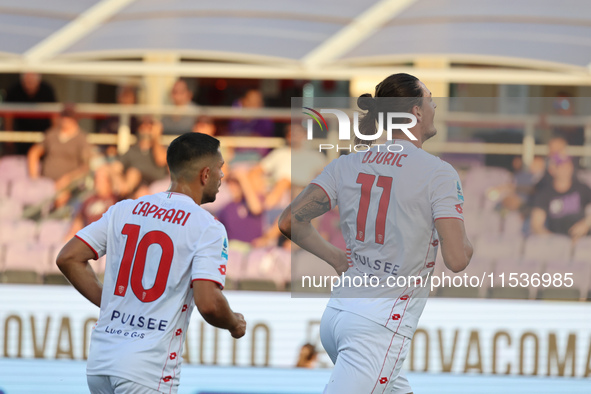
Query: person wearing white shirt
[[279, 73, 473, 394], [57, 132, 246, 394]]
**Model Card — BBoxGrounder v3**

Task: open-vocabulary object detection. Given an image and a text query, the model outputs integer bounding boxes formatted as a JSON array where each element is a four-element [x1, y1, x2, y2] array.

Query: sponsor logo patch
[[456, 180, 464, 202], [221, 238, 228, 260]]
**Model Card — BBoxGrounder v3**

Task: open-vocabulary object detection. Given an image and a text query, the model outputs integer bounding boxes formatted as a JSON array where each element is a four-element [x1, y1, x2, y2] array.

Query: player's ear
[[411, 104, 422, 123], [200, 166, 211, 185]]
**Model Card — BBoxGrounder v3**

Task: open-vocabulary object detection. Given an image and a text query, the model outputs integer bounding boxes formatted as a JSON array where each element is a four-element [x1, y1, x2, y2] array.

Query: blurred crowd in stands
[[0, 73, 590, 297]]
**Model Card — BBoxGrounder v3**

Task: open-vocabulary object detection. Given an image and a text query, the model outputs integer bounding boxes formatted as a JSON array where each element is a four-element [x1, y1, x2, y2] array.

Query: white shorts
[[320, 307, 413, 394], [87, 375, 171, 394]]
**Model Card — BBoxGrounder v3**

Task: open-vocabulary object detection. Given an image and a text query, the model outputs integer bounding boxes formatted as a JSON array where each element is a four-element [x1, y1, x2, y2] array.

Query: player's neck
[[168, 182, 202, 205], [391, 132, 423, 149]]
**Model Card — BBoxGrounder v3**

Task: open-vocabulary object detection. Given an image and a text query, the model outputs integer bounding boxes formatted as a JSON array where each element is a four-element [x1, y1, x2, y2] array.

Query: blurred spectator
[[110, 117, 168, 198], [228, 89, 274, 162], [192, 116, 216, 136], [493, 155, 545, 212], [64, 167, 117, 240], [295, 344, 318, 369], [97, 85, 139, 160], [217, 169, 263, 244], [4, 73, 57, 154], [250, 124, 326, 211], [27, 107, 90, 207], [531, 154, 591, 240], [161, 79, 197, 135]]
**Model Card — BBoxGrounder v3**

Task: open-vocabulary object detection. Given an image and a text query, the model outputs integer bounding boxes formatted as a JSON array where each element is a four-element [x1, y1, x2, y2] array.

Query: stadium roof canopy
[[1, 0, 591, 85]]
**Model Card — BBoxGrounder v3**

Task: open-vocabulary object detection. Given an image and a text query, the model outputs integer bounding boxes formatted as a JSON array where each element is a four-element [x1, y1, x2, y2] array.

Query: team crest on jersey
[[455, 181, 464, 202], [221, 238, 228, 260]]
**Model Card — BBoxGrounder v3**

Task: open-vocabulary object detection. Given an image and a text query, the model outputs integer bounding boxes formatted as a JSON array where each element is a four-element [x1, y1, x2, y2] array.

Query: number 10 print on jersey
[[115, 224, 174, 302]]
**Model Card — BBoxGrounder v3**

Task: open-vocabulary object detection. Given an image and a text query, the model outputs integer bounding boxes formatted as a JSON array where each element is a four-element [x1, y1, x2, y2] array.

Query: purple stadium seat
[[242, 247, 287, 289], [10, 178, 55, 206], [2, 242, 49, 283], [0, 198, 23, 220], [225, 247, 246, 281], [0, 156, 28, 181], [503, 211, 525, 236], [545, 260, 590, 300], [523, 234, 572, 264], [292, 250, 337, 290], [573, 236, 591, 262], [0, 219, 37, 244], [474, 233, 523, 262], [463, 211, 501, 241], [38, 220, 71, 246]]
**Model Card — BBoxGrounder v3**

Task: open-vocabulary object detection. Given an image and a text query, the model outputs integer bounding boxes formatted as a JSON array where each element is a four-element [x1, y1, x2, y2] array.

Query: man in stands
[[4, 72, 57, 155], [27, 107, 90, 207], [531, 154, 591, 240]]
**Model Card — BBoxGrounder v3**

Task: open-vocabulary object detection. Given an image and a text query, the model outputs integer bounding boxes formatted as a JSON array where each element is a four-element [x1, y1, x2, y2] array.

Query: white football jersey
[[311, 139, 464, 339], [77, 191, 228, 393]]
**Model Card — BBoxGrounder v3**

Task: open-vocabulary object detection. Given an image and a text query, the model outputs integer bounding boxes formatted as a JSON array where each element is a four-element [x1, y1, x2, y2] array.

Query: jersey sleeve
[[75, 204, 115, 259], [191, 221, 229, 289], [310, 157, 338, 209], [431, 162, 465, 221]]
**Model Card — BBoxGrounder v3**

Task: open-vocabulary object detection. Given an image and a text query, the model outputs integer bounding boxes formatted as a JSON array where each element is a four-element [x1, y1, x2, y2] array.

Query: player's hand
[[332, 249, 350, 276], [230, 313, 246, 339]]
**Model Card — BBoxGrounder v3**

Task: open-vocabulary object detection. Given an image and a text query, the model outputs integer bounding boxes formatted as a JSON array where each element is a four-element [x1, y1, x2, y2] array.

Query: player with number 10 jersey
[[58, 133, 246, 394]]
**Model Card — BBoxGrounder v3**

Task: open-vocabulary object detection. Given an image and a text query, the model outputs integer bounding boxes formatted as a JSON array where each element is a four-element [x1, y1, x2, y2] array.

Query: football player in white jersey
[[279, 73, 473, 394], [57, 133, 246, 394]]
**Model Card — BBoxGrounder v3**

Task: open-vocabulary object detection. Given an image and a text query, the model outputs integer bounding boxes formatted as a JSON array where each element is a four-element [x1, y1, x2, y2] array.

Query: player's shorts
[[320, 306, 413, 394], [87, 375, 171, 394]]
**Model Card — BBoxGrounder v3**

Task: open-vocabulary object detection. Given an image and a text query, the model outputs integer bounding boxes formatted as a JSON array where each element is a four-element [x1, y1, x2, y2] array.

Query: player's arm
[[56, 237, 103, 307], [278, 184, 348, 275], [434, 218, 473, 273], [193, 280, 245, 338]]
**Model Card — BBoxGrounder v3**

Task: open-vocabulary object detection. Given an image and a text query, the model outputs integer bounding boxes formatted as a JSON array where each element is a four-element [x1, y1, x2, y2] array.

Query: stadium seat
[[492, 258, 542, 299], [0, 198, 23, 221], [536, 287, 581, 301], [225, 247, 246, 282], [242, 247, 288, 290], [10, 178, 55, 206], [463, 211, 502, 240], [503, 211, 525, 236], [543, 260, 591, 301], [523, 234, 572, 264], [573, 236, 591, 262], [37, 219, 71, 246], [1, 242, 48, 284], [488, 286, 530, 300], [238, 279, 278, 291], [291, 250, 336, 294], [0, 219, 37, 244], [45, 243, 105, 284], [0, 156, 28, 181], [435, 257, 491, 299], [474, 234, 523, 262], [464, 167, 512, 197]]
